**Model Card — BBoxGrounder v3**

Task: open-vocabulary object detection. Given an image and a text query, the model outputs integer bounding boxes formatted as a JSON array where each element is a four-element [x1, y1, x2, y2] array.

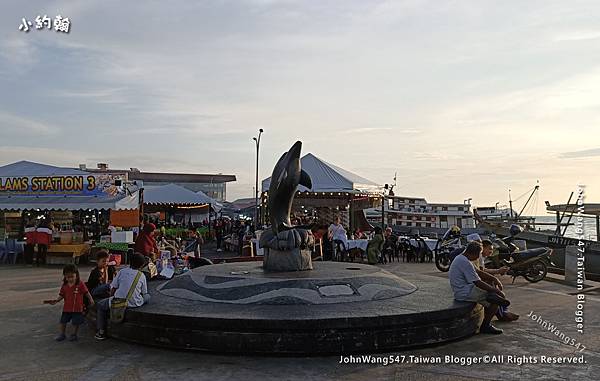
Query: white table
[[346, 239, 369, 251], [409, 238, 438, 252]]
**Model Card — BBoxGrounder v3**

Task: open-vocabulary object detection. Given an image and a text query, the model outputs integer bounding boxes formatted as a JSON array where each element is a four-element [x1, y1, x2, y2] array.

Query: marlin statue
[[267, 140, 312, 233]]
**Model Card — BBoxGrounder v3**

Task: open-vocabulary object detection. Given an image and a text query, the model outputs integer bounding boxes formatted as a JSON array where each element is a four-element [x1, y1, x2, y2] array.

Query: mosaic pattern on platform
[[158, 263, 417, 305]]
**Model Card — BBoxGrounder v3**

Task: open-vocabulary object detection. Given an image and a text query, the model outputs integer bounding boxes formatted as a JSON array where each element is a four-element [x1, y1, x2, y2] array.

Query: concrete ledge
[[108, 263, 483, 354]]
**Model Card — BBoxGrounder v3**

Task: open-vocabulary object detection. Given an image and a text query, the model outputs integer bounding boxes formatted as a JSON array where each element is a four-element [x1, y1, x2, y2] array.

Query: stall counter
[[47, 243, 91, 265]]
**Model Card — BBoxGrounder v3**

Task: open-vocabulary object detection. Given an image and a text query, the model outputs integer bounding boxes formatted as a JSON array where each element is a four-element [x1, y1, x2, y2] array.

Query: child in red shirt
[[45, 264, 94, 341]]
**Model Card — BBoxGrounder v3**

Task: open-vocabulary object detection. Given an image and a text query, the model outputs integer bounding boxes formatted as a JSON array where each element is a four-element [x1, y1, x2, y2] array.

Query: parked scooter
[[434, 226, 463, 272], [487, 224, 555, 283]]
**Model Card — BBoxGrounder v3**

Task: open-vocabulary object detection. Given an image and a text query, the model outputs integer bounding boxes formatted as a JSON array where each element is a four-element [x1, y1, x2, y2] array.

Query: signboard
[[0, 174, 125, 197]]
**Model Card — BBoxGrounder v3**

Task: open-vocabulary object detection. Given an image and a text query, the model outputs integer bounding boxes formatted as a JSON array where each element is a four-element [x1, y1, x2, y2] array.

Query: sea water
[[534, 215, 598, 241]]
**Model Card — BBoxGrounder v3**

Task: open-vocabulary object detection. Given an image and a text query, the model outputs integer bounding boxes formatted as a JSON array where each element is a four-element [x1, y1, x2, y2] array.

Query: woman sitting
[[134, 223, 159, 260], [367, 227, 384, 265]]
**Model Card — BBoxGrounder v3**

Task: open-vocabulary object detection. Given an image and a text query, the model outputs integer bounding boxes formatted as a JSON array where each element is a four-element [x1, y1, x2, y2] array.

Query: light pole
[[381, 184, 389, 229], [253, 128, 264, 230]]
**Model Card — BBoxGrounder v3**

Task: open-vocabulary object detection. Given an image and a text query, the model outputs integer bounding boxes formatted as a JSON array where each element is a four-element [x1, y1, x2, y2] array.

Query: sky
[[1, 0, 599, 211]]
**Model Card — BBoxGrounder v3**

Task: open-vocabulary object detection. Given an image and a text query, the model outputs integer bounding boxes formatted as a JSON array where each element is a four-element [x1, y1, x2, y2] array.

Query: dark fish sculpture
[[267, 140, 312, 233]]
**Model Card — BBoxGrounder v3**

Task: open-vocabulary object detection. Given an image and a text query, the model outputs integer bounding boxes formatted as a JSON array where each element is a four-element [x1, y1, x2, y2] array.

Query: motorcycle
[[434, 226, 463, 272], [486, 224, 555, 283]]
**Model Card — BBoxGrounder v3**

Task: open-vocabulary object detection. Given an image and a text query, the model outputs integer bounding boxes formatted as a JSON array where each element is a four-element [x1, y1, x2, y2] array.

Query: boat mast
[[509, 189, 513, 220], [516, 182, 540, 218]]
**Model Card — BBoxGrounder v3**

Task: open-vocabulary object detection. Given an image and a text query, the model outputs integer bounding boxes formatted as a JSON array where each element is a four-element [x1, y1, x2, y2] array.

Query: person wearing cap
[[466, 234, 507, 275]]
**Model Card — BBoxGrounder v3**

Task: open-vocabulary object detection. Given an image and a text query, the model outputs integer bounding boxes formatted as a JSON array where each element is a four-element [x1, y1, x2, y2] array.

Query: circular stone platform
[[108, 262, 483, 354]]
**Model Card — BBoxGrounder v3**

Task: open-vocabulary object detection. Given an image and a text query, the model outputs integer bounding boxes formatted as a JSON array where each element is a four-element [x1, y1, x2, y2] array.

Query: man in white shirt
[[95, 253, 150, 340], [328, 217, 347, 243], [448, 241, 509, 334], [328, 216, 348, 261]]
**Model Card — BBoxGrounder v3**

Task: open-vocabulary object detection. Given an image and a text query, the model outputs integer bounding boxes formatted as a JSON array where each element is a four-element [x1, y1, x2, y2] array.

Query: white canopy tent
[[260, 153, 380, 230], [261, 153, 381, 193], [196, 190, 222, 212], [144, 183, 214, 206]]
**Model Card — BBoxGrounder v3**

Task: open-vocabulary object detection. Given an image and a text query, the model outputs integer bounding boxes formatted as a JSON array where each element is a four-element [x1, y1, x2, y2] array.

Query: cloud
[[0, 146, 85, 165], [559, 148, 600, 159], [52, 87, 129, 104], [0, 39, 39, 76], [554, 30, 600, 42], [341, 127, 421, 134], [342, 127, 393, 134], [0, 111, 59, 135]]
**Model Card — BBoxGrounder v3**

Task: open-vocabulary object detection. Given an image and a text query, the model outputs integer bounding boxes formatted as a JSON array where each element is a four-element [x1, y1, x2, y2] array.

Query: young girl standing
[[45, 264, 95, 341]]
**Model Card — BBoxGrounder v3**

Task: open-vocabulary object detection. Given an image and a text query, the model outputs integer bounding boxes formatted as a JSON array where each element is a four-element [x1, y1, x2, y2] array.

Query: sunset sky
[[1, 1, 599, 210]]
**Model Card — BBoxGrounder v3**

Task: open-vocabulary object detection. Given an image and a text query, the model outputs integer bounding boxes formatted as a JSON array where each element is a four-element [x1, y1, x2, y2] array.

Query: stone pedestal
[[110, 262, 482, 354], [263, 247, 313, 271]]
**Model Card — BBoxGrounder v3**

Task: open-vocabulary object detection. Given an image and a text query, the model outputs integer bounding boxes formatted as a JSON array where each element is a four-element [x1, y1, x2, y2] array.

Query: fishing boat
[[474, 208, 600, 282]]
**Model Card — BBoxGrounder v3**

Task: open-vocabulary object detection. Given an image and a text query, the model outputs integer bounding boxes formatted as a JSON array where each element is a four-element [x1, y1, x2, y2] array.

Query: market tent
[[196, 190, 222, 212], [0, 161, 139, 211], [144, 183, 214, 206], [261, 153, 381, 193]]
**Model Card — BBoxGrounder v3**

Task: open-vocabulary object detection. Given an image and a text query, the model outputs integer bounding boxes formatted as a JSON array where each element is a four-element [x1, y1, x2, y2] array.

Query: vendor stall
[[143, 183, 217, 230], [0, 161, 139, 264]]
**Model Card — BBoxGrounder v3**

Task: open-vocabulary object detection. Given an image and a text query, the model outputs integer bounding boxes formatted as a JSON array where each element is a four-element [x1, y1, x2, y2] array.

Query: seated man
[[328, 216, 348, 261], [476, 239, 519, 322], [87, 250, 116, 299], [448, 241, 508, 334], [95, 253, 150, 341]]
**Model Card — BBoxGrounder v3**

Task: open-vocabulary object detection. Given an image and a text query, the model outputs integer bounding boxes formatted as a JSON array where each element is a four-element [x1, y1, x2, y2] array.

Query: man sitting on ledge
[[449, 241, 509, 334]]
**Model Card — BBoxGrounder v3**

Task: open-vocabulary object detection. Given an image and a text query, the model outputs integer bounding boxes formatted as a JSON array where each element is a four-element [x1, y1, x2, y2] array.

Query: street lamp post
[[382, 184, 389, 229], [253, 128, 264, 230]]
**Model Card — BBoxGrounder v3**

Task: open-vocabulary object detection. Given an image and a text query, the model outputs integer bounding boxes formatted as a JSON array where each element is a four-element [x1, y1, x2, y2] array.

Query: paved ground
[[0, 257, 598, 381]]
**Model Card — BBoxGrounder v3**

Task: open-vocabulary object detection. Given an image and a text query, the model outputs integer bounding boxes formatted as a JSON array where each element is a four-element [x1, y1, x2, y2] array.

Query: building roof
[[225, 198, 256, 210], [390, 196, 427, 201], [0, 161, 88, 177], [261, 153, 380, 193], [129, 171, 236, 184], [547, 203, 600, 216], [82, 166, 236, 184]]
